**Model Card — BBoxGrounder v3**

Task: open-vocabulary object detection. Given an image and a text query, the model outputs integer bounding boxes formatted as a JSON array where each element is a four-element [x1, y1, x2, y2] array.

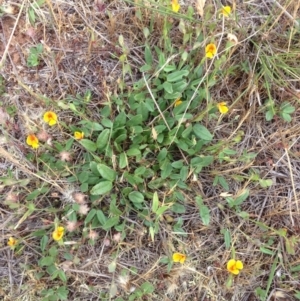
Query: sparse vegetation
[[1, 0, 300, 300]]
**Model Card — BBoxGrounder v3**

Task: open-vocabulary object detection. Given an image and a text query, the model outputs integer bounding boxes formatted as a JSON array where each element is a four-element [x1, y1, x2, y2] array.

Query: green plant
[[40, 286, 69, 301], [27, 43, 43, 67], [28, 0, 46, 24], [38, 245, 67, 283], [265, 100, 295, 122], [128, 281, 155, 301]]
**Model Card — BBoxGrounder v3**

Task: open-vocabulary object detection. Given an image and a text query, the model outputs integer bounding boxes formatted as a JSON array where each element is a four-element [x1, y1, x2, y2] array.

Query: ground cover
[[0, 0, 300, 300]]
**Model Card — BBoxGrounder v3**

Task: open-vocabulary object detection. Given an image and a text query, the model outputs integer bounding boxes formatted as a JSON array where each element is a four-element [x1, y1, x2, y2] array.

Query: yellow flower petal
[[174, 99, 182, 107], [74, 131, 84, 140], [205, 43, 217, 59], [26, 134, 39, 149], [43, 111, 58, 126], [7, 237, 17, 247], [235, 260, 243, 270], [220, 6, 231, 17], [171, 0, 180, 12], [227, 259, 243, 275], [172, 252, 186, 264], [52, 226, 65, 241], [217, 102, 229, 114]]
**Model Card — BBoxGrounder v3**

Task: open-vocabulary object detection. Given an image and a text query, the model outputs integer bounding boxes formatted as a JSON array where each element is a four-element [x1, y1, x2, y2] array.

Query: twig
[[0, 1, 25, 69], [143, 73, 171, 131], [269, 0, 299, 27]]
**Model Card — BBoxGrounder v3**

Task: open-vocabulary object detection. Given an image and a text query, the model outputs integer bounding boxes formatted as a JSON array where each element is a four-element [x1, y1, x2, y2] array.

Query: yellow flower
[[227, 259, 243, 275], [217, 102, 229, 114], [52, 226, 65, 241], [205, 43, 217, 59], [174, 99, 182, 107], [43, 111, 58, 126], [220, 6, 231, 17], [7, 237, 17, 248], [171, 0, 180, 12], [172, 252, 186, 264], [74, 131, 84, 140], [26, 134, 39, 149]]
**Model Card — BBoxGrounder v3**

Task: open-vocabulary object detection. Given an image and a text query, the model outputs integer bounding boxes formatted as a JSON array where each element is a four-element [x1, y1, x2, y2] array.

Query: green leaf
[[140, 64, 152, 72], [79, 139, 97, 152], [171, 160, 183, 169], [127, 114, 143, 126], [110, 282, 118, 298], [163, 65, 176, 72], [49, 246, 58, 257], [144, 44, 153, 65], [223, 229, 231, 249], [140, 281, 155, 294], [96, 210, 107, 225], [85, 208, 96, 224], [97, 129, 110, 150], [161, 163, 172, 179], [163, 81, 173, 93], [26, 187, 49, 201], [195, 196, 203, 207], [80, 182, 88, 193], [157, 148, 168, 162], [171, 203, 186, 213], [281, 102, 295, 113], [238, 211, 249, 219], [134, 166, 146, 176], [108, 260, 117, 273], [152, 192, 159, 213], [234, 189, 249, 206], [180, 166, 188, 181], [126, 148, 141, 157], [166, 70, 189, 82], [58, 270, 67, 282], [199, 204, 210, 225], [265, 110, 274, 121], [291, 265, 300, 272], [40, 235, 48, 252], [101, 118, 113, 128], [78, 172, 89, 183], [281, 112, 292, 122], [39, 256, 54, 267], [90, 161, 100, 175], [56, 287, 69, 300], [28, 8, 36, 24], [110, 198, 122, 216], [90, 181, 113, 195], [119, 152, 128, 169], [255, 287, 267, 300], [33, 0, 46, 8], [294, 291, 300, 300], [193, 124, 213, 141], [115, 133, 127, 144], [155, 205, 169, 217], [259, 246, 274, 256], [129, 191, 144, 204], [219, 176, 229, 191], [97, 164, 116, 182], [114, 111, 127, 126], [148, 177, 164, 189], [102, 216, 120, 230], [149, 226, 155, 241], [259, 179, 273, 188], [181, 125, 193, 138]]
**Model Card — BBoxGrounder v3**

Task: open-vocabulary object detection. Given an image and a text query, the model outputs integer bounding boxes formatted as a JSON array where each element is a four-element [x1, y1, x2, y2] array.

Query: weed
[[27, 43, 43, 67], [1, 0, 300, 300]]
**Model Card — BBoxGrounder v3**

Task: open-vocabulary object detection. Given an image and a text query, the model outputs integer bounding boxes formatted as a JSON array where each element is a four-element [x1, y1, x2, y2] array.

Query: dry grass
[[0, 0, 300, 300]]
